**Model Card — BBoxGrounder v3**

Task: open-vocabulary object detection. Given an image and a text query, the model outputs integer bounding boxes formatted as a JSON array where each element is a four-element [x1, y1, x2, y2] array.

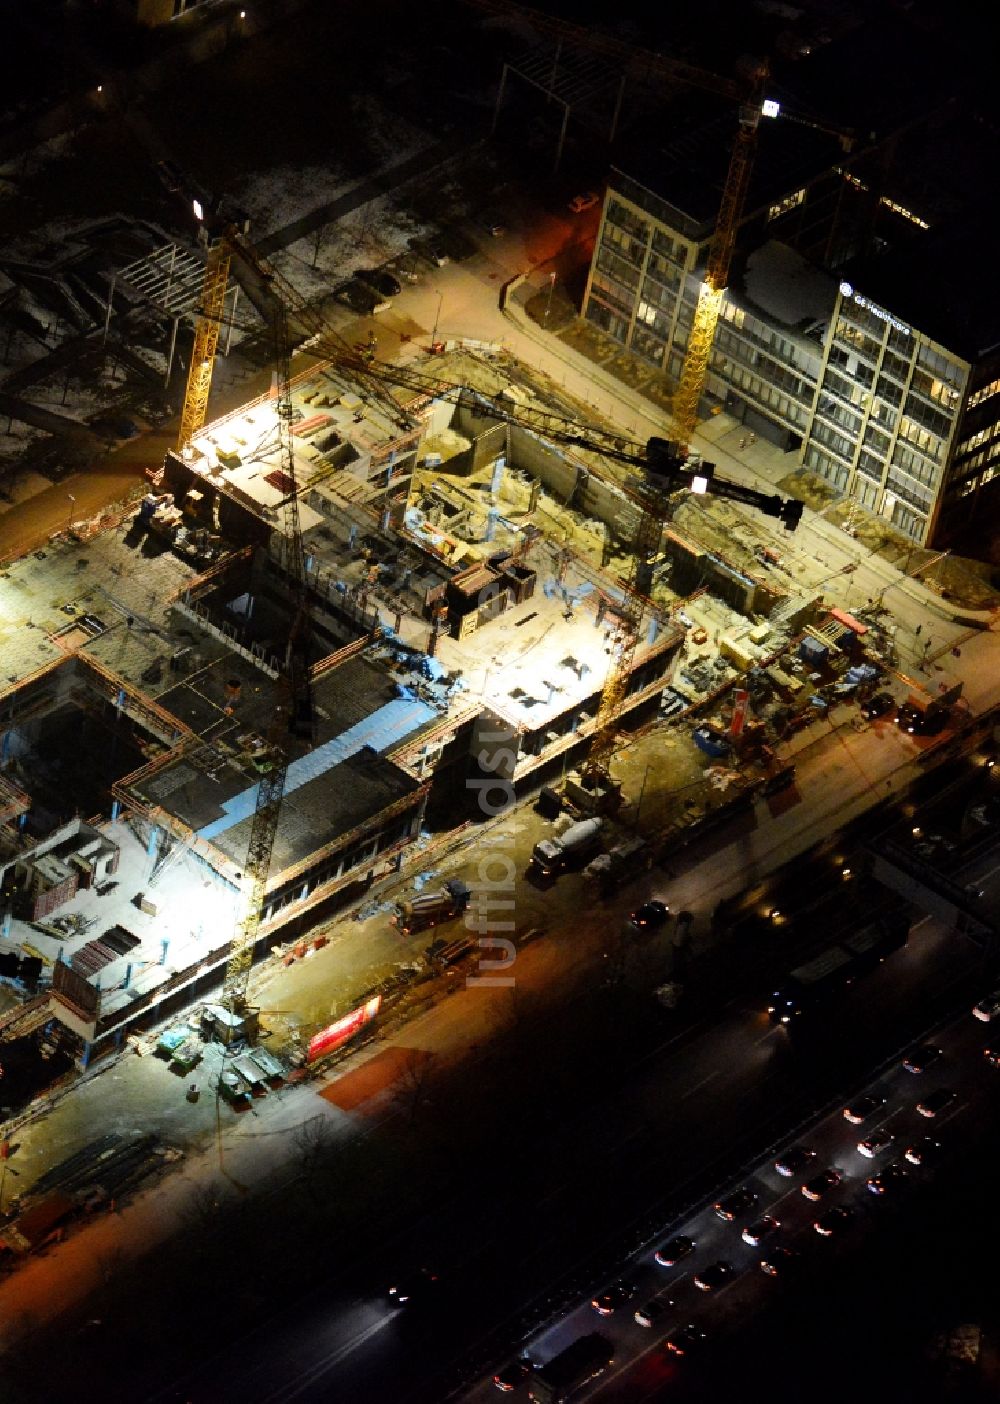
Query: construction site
[[0, 17, 972, 1129]]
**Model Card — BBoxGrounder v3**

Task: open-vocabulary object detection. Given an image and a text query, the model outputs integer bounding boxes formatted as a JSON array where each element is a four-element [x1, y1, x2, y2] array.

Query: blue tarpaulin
[[197, 696, 436, 840]]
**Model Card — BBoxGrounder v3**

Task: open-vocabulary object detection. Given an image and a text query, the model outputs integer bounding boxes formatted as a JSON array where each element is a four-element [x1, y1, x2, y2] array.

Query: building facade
[[582, 165, 998, 547]]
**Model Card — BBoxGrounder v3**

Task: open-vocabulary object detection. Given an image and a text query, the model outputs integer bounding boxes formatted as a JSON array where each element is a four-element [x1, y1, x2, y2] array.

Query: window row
[[810, 420, 854, 461], [602, 223, 646, 267], [891, 440, 942, 488], [588, 273, 634, 317], [597, 245, 640, 291], [606, 198, 649, 242], [715, 328, 814, 400], [585, 296, 628, 344], [969, 377, 1000, 410], [886, 468, 933, 512]]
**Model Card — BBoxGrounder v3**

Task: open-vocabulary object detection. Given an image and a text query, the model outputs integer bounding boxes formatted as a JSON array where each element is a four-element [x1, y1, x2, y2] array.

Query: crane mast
[[212, 240, 315, 1035], [177, 237, 231, 452], [671, 71, 768, 453]]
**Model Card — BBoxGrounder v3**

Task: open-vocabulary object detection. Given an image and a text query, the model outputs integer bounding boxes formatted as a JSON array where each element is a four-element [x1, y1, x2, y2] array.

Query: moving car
[[973, 990, 1000, 1022], [860, 691, 895, 720], [591, 1281, 635, 1316], [634, 1298, 671, 1328], [494, 1358, 532, 1392], [802, 1169, 842, 1201], [567, 190, 599, 213], [904, 1136, 942, 1166], [858, 1129, 895, 1158], [356, 268, 402, 298], [774, 1146, 817, 1177], [760, 1247, 800, 1278], [814, 1206, 852, 1237], [714, 1187, 758, 1221], [388, 1267, 439, 1305], [984, 1048, 1000, 1067], [654, 1234, 696, 1267], [916, 1088, 957, 1118], [630, 899, 670, 929], [903, 1044, 944, 1074], [843, 1094, 886, 1125], [663, 1324, 707, 1356], [693, 1261, 735, 1292], [867, 1162, 909, 1196], [741, 1215, 780, 1247]]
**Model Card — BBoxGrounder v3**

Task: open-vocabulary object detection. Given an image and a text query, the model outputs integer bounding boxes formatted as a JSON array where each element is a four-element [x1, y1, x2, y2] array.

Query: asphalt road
[[152, 885, 989, 1403]]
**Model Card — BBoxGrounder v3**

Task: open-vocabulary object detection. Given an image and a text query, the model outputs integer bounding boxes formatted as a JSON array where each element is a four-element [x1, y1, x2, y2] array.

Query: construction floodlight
[[762, 99, 780, 119]]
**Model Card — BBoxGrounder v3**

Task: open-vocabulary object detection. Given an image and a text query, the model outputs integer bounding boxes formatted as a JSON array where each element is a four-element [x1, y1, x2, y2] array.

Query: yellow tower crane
[[176, 237, 232, 453]]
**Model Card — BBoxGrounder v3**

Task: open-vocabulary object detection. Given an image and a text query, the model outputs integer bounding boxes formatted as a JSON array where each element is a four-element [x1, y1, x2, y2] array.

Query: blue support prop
[[160, 938, 169, 965], [490, 454, 506, 497], [147, 827, 158, 857], [111, 800, 120, 822]]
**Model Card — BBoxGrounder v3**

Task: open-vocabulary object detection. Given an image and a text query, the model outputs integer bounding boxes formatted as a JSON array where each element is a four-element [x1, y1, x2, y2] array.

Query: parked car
[[356, 268, 401, 298], [336, 280, 389, 314], [567, 190, 599, 213], [408, 233, 449, 266], [860, 691, 895, 720]]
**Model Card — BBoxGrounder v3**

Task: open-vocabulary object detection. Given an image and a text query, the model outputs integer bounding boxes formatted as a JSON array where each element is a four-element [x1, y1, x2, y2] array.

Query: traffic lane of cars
[[553, 1019, 990, 1400], [461, 934, 979, 1400]]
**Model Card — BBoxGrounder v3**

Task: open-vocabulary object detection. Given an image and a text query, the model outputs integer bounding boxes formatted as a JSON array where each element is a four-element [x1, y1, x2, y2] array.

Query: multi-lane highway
[[473, 991, 998, 1403]]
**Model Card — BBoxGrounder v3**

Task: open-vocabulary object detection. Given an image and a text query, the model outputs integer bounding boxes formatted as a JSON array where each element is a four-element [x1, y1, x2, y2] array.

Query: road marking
[[256, 1313, 394, 1403], [681, 1070, 721, 1099]]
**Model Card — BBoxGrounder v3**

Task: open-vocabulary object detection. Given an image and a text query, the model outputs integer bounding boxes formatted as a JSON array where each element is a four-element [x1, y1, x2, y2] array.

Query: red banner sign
[[306, 995, 381, 1062], [730, 688, 750, 737]]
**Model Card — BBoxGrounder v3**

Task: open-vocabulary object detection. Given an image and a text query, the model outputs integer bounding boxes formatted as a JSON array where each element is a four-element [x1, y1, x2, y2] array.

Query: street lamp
[[430, 290, 444, 349], [544, 271, 556, 323]]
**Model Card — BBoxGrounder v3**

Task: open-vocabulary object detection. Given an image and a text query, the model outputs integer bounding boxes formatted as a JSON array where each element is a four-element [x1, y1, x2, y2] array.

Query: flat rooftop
[[182, 358, 416, 527], [434, 545, 678, 735], [5, 821, 238, 1021], [122, 650, 435, 874]]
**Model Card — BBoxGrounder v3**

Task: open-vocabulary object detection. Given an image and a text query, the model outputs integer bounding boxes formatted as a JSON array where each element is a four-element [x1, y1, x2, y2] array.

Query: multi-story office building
[[581, 78, 1000, 548]]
